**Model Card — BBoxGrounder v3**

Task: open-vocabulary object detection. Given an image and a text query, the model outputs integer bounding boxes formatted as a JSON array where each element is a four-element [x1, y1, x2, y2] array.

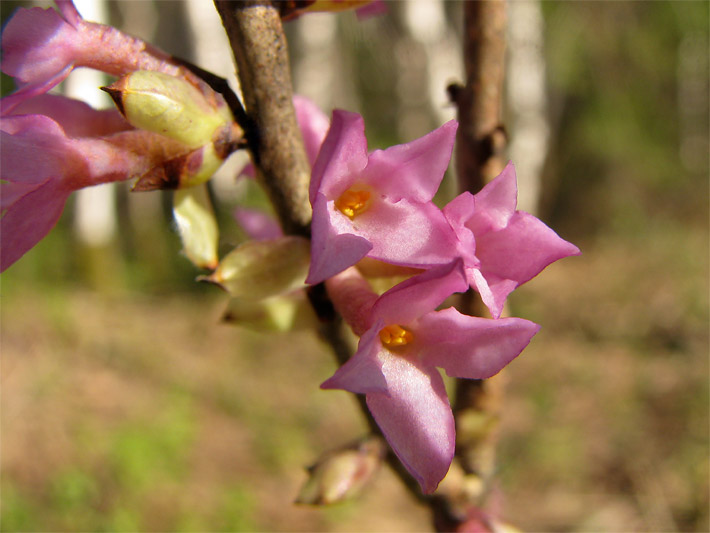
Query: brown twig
[[214, 0, 312, 238], [454, 0, 508, 194], [451, 0, 509, 516]]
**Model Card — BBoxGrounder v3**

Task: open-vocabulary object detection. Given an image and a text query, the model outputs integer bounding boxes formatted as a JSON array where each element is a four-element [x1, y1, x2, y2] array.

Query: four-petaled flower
[[322, 261, 540, 493], [307, 110, 460, 284], [443, 162, 581, 318]]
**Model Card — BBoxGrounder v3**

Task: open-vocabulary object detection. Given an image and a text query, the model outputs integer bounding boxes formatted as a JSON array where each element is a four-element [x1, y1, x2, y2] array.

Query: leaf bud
[[173, 185, 219, 270], [199, 236, 310, 301], [102, 70, 235, 149]]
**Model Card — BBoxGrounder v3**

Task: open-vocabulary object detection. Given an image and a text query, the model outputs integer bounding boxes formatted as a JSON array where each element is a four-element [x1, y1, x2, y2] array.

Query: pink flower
[[444, 162, 581, 318], [322, 261, 540, 493], [295, 95, 331, 165], [307, 110, 460, 284], [0, 0, 208, 114], [0, 95, 189, 271]]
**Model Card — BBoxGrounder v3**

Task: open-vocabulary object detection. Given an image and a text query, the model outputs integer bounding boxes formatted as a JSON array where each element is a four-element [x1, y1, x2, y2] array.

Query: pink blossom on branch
[[307, 110, 460, 284], [0, 96, 196, 272], [0, 0, 216, 114], [322, 261, 540, 493], [443, 162, 581, 318]]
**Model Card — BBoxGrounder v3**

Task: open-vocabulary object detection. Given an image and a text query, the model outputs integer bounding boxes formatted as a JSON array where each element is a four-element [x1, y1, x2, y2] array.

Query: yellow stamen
[[379, 324, 414, 349], [335, 189, 371, 219]]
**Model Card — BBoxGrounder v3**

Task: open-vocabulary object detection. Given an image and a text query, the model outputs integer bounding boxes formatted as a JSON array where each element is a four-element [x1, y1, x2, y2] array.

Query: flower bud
[[102, 71, 233, 148], [173, 185, 219, 270], [200, 236, 310, 301], [295, 436, 385, 505]]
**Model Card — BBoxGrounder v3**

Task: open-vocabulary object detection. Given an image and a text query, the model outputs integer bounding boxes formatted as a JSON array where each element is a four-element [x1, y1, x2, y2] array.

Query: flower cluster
[[304, 109, 580, 492], [0, 0, 580, 499]]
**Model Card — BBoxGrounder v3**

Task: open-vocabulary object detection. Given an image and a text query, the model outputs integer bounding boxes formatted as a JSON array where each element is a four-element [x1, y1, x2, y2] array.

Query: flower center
[[335, 188, 372, 219], [378, 324, 414, 349]]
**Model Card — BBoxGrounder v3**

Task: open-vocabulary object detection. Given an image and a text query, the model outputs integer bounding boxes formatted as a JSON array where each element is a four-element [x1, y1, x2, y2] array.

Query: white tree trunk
[[507, 0, 549, 216]]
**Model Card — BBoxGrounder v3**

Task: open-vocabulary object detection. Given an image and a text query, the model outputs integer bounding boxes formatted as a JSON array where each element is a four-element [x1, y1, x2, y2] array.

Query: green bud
[[199, 236, 310, 300], [102, 71, 234, 148], [173, 185, 219, 270], [131, 133, 239, 191]]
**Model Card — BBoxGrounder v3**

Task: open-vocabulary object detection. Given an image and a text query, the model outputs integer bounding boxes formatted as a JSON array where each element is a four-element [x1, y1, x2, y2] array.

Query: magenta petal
[[372, 260, 468, 325], [307, 193, 372, 284], [443, 192, 479, 266], [0, 117, 69, 185], [0, 66, 73, 116], [365, 353, 454, 494], [1, 7, 78, 85], [467, 267, 499, 319], [320, 320, 388, 394], [233, 207, 283, 241], [1, 178, 70, 272], [418, 310, 540, 379], [364, 120, 457, 203], [293, 95, 330, 166], [309, 110, 368, 205], [55, 0, 83, 27], [0, 180, 45, 212], [357, 199, 459, 267], [10, 94, 130, 137], [466, 161, 518, 235], [475, 211, 581, 287]]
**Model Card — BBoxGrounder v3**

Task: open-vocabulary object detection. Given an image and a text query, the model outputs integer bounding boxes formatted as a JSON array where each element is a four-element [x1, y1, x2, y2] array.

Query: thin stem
[[452, 0, 509, 512], [214, 0, 311, 237]]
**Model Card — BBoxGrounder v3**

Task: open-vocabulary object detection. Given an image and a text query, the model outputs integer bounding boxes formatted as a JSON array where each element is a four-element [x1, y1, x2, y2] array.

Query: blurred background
[[1, 1, 708, 531]]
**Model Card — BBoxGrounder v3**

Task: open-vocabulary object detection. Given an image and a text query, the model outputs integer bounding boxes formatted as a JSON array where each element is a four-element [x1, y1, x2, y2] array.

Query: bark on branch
[[214, 0, 312, 237], [452, 0, 509, 513]]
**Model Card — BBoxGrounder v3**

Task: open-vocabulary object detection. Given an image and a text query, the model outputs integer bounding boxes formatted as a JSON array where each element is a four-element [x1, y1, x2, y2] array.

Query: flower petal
[[233, 207, 283, 241], [309, 109, 368, 205], [307, 193, 373, 284], [10, 94, 130, 137], [371, 260, 468, 325], [0, 115, 73, 185], [354, 198, 460, 268], [320, 320, 389, 394], [466, 161, 518, 235], [0, 66, 73, 115], [417, 309, 540, 379], [366, 353, 454, 494], [443, 191, 479, 266], [467, 266, 518, 320], [293, 94, 330, 165], [1, 6, 78, 86], [364, 120, 457, 203], [1, 178, 71, 272], [475, 211, 581, 288]]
